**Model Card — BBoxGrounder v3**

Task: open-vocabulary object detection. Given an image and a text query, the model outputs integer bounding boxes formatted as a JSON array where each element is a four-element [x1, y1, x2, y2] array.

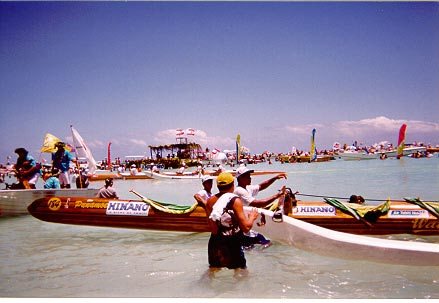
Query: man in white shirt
[[234, 165, 287, 248], [234, 166, 287, 208]]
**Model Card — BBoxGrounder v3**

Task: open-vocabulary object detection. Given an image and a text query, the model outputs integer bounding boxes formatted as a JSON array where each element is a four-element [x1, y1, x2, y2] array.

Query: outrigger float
[[27, 191, 439, 265]]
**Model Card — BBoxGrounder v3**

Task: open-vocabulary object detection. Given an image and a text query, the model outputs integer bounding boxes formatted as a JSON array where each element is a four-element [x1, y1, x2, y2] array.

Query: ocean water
[[1, 156, 438, 299]]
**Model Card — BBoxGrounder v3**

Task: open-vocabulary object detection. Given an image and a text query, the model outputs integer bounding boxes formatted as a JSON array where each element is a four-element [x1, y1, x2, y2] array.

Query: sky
[[1, 1, 438, 163]]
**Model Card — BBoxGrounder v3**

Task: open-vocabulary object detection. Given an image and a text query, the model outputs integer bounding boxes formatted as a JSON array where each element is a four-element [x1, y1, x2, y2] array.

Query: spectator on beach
[[205, 172, 259, 269], [234, 165, 287, 248], [52, 142, 76, 188], [97, 178, 119, 199], [14, 147, 41, 189], [194, 175, 215, 208], [43, 168, 61, 189]]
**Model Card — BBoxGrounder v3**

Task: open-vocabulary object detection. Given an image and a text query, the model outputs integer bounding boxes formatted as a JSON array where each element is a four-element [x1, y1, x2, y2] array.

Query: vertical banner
[[397, 124, 407, 159], [236, 134, 241, 165], [107, 142, 112, 169], [310, 129, 317, 162]]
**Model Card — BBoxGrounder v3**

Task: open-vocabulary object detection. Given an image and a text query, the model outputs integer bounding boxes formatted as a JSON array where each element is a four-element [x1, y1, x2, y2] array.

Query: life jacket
[[215, 193, 241, 237]]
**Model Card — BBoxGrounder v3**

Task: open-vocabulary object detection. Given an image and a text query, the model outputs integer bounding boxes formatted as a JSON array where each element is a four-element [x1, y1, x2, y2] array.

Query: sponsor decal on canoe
[[388, 209, 429, 218], [293, 205, 336, 216], [74, 200, 108, 209], [106, 201, 150, 216], [48, 197, 62, 211], [413, 219, 439, 230]]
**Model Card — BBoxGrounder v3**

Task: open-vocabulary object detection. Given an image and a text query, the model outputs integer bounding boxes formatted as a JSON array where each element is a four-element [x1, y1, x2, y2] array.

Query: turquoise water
[[0, 156, 438, 298]]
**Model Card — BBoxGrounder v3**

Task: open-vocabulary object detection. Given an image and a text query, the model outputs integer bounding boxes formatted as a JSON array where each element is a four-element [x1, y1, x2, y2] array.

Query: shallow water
[[1, 156, 438, 298]]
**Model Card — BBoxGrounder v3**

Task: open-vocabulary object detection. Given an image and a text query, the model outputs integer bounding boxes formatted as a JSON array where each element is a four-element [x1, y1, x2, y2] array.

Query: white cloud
[[282, 116, 439, 150], [129, 138, 147, 146]]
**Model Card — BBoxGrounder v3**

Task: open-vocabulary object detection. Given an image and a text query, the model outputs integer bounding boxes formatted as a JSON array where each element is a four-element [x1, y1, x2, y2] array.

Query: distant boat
[[338, 146, 427, 161]]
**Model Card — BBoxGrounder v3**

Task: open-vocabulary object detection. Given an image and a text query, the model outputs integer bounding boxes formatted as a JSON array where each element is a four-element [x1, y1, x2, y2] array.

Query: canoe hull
[[0, 188, 99, 217], [28, 196, 210, 232], [27, 196, 439, 236]]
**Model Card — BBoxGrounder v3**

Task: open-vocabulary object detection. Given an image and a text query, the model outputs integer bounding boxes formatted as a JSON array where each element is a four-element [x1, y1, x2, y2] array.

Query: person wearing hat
[[234, 165, 287, 248], [193, 175, 215, 208], [97, 178, 119, 199], [14, 147, 41, 189], [234, 165, 287, 208], [51, 142, 76, 188], [205, 172, 258, 269]]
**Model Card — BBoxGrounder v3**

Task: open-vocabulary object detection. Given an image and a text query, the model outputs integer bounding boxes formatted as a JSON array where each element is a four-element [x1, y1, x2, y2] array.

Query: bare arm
[[232, 197, 258, 233], [194, 194, 207, 208], [249, 192, 282, 208], [258, 173, 287, 192]]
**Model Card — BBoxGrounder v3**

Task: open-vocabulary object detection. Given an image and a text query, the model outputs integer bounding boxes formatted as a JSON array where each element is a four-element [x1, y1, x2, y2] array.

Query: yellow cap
[[217, 172, 234, 186]]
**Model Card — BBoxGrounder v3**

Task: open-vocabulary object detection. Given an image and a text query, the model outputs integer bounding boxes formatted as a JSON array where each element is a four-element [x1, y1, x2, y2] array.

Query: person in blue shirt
[[44, 168, 61, 189], [52, 142, 77, 188], [14, 147, 41, 189]]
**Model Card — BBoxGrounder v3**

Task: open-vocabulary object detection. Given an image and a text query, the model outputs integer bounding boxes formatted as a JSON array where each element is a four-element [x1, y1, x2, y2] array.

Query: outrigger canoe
[[27, 193, 439, 235], [27, 192, 439, 266], [145, 169, 287, 180], [89, 170, 286, 181]]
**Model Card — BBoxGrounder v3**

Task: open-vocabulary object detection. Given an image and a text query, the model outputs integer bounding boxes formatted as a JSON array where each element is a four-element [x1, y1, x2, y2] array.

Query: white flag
[[71, 126, 97, 174]]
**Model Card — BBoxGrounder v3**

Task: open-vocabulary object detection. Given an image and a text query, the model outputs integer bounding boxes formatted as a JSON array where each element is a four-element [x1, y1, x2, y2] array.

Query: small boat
[[0, 188, 99, 217], [88, 172, 154, 181], [145, 169, 287, 180], [338, 146, 427, 161], [144, 171, 203, 180], [27, 193, 439, 236], [27, 192, 439, 265], [338, 151, 381, 161]]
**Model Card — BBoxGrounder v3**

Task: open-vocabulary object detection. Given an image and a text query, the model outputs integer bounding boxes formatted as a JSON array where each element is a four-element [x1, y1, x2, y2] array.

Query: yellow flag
[[40, 133, 61, 153]]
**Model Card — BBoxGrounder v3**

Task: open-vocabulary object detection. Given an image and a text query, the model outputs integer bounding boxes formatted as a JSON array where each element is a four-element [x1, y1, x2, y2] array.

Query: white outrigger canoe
[[250, 207, 439, 266], [144, 171, 203, 180]]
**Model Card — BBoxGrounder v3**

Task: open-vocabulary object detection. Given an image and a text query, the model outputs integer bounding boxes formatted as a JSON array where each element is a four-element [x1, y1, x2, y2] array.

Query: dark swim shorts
[[208, 233, 246, 269]]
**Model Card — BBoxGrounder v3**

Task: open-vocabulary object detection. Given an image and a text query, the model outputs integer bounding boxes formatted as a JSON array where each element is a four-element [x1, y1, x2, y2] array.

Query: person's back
[[75, 171, 89, 188], [206, 172, 258, 270], [97, 178, 119, 199]]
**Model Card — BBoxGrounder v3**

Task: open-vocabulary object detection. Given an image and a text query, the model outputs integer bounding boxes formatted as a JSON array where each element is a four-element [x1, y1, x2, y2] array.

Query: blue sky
[[1, 2, 438, 163]]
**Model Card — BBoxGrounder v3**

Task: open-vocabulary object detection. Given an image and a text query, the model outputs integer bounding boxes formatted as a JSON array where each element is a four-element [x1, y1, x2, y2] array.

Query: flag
[[187, 128, 195, 136], [40, 133, 62, 153], [176, 128, 184, 137], [71, 126, 97, 174], [236, 134, 241, 165], [310, 129, 317, 162], [397, 124, 407, 159]]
